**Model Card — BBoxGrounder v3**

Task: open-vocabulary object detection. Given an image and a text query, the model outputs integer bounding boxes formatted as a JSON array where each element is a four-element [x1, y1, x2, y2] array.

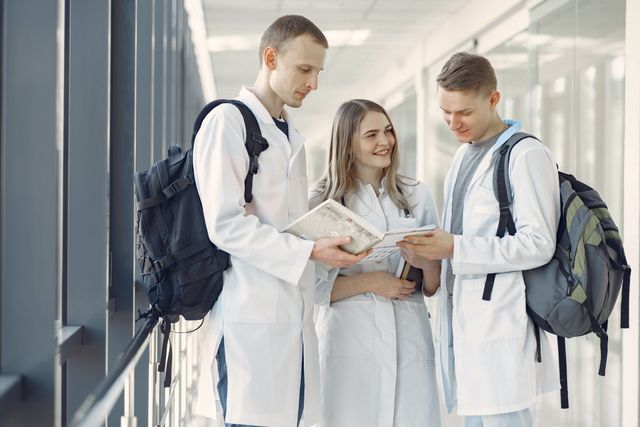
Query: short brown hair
[[259, 15, 328, 64], [436, 52, 497, 95]]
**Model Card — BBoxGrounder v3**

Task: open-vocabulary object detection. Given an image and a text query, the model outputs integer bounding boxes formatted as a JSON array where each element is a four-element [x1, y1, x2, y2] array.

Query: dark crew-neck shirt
[[273, 116, 289, 139]]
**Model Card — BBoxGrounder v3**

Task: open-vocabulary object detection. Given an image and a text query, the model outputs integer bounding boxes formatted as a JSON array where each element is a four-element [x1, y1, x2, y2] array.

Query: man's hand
[[396, 228, 454, 261], [311, 236, 368, 269]]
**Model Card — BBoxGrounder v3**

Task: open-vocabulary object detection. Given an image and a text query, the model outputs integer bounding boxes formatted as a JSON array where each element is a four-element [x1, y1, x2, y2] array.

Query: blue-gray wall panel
[[1, 0, 60, 425]]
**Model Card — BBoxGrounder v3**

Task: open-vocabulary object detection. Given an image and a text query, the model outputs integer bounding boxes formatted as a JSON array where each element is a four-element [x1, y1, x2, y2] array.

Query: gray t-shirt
[[445, 130, 506, 296]]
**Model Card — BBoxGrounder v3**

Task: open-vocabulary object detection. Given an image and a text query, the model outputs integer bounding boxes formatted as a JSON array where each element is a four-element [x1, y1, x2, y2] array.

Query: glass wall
[[388, 87, 418, 179], [0, 1, 206, 425]]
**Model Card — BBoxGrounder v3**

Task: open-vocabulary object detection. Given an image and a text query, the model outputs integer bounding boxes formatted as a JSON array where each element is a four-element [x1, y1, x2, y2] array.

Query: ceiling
[[201, 0, 471, 145]]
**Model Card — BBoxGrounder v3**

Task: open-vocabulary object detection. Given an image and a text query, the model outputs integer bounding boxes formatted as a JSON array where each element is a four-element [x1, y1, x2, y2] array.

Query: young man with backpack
[[191, 15, 367, 427], [397, 52, 561, 426]]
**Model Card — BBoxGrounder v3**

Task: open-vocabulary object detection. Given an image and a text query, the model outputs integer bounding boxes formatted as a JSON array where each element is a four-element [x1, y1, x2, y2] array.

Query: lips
[[373, 149, 390, 156]]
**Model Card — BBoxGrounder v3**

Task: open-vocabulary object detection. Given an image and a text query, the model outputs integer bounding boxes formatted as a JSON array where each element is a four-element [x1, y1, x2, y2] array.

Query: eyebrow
[[299, 63, 323, 72], [363, 124, 392, 135], [440, 106, 473, 114]]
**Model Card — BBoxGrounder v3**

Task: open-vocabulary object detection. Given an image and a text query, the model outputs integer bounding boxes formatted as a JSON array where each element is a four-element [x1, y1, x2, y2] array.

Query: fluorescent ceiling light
[[184, 0, 216, 99], [510, 33, 552, 47], [208, 29, 371, 52], [325, 29, 371, 46]]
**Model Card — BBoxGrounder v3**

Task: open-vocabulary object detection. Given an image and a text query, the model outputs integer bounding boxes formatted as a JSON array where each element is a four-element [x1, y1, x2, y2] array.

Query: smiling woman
[[309, 99, 443, 426], [352, 111, 395, 180]]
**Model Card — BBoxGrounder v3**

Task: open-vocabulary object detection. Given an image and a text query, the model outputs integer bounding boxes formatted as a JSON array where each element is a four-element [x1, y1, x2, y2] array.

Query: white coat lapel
[[465, 120, 522, 191], [282, 109, 305, 168], [237, 87, 292, 159], [465, 148, 494, 191]]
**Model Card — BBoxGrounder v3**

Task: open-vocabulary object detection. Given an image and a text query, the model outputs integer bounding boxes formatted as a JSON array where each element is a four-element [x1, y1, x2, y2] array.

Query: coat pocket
[[318, 299, 375, 359], [454, 272, 527, 343], [395, 301, 435, 361], [467, 185, 498, 215]]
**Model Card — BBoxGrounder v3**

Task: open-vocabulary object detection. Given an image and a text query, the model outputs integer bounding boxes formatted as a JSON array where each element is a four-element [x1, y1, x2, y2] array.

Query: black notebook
[[396, 260, 423, 291]]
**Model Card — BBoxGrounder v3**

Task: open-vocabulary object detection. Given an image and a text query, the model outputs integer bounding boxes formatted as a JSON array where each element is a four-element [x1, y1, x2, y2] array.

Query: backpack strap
[[158, 319, 173, 388], [482, 132, 537, 301], [621, 266, 631, 328], [557, 335, 569, 408], [191, 99, 269, 204], [533, 323, 542, 363]]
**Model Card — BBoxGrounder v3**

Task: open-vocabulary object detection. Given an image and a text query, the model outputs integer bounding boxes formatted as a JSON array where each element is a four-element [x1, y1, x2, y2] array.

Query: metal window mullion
[[65, 0, 111, 422], [108, 0, 137, 424]]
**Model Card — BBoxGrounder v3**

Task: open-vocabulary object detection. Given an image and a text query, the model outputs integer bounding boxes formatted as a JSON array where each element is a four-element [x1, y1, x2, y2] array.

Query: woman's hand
[[331, 271, 416, 302], [365, 271, 416, 300]]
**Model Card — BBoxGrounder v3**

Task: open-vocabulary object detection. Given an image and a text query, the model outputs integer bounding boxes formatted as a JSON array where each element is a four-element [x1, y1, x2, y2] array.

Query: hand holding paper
[[310, 236, 369, 269], [396, 228, 454, 261], [284, 199, 436, 263]]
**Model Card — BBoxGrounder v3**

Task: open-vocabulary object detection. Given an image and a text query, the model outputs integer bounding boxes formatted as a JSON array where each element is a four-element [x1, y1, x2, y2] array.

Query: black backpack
[[483, 132, 631, 408], [134, 99, 268, 385]]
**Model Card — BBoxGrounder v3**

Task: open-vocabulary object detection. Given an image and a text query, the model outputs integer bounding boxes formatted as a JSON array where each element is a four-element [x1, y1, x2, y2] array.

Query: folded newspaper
[[283, 199, 436, 263]]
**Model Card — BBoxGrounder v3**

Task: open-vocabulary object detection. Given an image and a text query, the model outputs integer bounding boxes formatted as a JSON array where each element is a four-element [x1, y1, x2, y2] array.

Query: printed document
[[283, 199, 435, 263]]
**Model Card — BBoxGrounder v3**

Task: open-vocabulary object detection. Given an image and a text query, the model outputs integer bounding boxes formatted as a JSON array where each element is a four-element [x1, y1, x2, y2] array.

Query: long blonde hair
[[314, 99, 412, 211]]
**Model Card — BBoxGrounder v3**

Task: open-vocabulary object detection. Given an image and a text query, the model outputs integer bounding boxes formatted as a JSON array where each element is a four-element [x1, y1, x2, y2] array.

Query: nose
[[449, 114, 461, 130], [306, 73, 318, 91], [378, 132, 393, 148]]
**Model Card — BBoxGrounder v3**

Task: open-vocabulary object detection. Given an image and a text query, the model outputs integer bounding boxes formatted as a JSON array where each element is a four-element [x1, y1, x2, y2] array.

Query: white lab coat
[[192, 87, 321, 426], [435, 120, 561, 416], [312, 180, 442, 427]]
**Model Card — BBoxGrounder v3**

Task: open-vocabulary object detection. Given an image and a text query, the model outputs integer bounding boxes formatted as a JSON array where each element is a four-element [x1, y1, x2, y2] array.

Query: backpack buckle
[[163, 177, 193, 198], [153, 259, 165, 272], [251, 133, 269, 150], [249, 154, 260, 175]]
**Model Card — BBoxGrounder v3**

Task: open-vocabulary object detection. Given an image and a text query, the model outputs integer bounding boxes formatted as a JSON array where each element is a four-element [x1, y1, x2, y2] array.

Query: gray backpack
[[483, 132, 631, 408]]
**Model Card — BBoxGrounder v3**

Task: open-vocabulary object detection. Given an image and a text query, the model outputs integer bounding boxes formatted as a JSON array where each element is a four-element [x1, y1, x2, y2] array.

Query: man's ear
[[489, 90, 501, 108], [263, 47, 277, 71]]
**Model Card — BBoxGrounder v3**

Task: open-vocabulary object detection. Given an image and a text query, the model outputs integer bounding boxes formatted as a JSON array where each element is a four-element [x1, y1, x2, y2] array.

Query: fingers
[[326, 247, 367, 269], [312, 236, 368, 268], [402, 229, 437, 245], [401, 235, 428, 245], [328, 235, 352, 246], [392, 280, 415, 299], [399, 280, 415, 294]]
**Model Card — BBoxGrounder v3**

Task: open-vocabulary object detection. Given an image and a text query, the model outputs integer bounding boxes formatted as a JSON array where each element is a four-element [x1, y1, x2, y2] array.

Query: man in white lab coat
[[192, 15, 367, 427], [398, 52, 560, 426]]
